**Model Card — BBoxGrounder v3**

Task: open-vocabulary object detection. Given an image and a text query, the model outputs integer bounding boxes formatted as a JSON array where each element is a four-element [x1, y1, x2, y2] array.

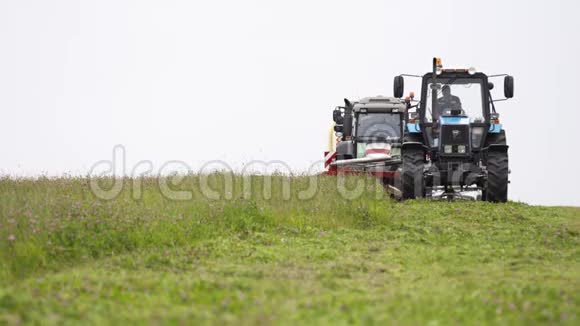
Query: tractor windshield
[[424, 78, 485, 123], [355, 113, 401, 142]]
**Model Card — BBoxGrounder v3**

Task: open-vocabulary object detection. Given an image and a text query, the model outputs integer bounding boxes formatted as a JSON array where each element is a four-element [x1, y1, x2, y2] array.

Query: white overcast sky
[[1, 0, 579, 206]]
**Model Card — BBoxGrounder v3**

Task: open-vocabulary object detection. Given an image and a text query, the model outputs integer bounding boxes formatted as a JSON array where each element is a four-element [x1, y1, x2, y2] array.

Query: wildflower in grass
[[8, 234, 16, 242]]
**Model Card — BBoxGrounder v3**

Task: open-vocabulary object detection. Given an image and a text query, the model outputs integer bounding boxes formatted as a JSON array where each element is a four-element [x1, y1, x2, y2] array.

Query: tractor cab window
[[355, 113, 401, 143], [424, 78, 485, 123]]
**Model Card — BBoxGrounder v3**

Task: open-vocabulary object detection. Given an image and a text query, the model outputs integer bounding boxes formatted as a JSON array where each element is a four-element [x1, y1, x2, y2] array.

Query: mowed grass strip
[[0, 175, 578, 325]]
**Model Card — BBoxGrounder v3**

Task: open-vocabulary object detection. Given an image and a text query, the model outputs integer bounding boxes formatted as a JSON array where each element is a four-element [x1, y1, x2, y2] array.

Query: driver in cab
[[436, 85, 462, 116]]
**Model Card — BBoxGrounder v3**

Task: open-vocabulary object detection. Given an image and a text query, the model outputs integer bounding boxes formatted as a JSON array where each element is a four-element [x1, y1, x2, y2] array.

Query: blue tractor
[[393, 58, 514, 201]]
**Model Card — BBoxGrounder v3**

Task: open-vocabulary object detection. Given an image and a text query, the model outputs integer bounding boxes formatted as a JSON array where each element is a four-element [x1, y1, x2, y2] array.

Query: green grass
[[0, 174, 578, 325]]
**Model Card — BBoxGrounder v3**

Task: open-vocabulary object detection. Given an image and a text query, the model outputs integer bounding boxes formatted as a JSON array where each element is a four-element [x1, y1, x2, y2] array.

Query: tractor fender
[[401, 141, 427, 152], [483, 144, 509, 153]]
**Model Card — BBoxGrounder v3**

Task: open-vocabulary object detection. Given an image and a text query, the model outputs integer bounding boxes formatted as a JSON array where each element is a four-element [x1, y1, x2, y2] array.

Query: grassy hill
[[0, 175, 578, 325]]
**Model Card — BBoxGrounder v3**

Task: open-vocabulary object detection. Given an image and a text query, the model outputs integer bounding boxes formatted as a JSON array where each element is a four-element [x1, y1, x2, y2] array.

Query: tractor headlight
[[471, 126, 484, 148], [444, 145, 452, 153], [458, 145, 466, 153]]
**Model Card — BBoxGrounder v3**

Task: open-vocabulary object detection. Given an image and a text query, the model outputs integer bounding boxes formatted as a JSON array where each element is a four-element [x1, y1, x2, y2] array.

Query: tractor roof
[[353, 96, 406, 113], [423, 71, 488, 80]]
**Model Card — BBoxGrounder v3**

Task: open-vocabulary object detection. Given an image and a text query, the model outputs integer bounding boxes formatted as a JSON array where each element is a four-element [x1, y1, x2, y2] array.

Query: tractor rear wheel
[[401, 147, 425, 199], [484, 150, 509, 202]]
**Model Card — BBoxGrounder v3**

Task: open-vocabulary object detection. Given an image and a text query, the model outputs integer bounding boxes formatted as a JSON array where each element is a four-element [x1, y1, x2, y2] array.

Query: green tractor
[[394, 58, 514, 201]]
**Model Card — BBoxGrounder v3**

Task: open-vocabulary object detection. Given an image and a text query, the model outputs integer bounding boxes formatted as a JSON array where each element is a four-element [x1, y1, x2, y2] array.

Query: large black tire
[[401, 147, 425, 199], [484, 150, 509, 202]]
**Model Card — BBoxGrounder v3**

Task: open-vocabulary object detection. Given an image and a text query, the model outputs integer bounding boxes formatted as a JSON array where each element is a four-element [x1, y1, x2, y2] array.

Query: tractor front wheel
[[484, 150, 509, 202]]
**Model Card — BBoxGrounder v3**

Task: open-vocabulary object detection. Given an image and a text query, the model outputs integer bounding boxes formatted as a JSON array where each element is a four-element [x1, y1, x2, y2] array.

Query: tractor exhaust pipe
[[431, 57, 443, 121], [342, 98, 353, 140], [431, 57, 438, 121]]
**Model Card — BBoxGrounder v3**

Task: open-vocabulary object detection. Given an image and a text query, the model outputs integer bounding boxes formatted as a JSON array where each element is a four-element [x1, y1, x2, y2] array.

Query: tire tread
[[486, 150, 508, 202]]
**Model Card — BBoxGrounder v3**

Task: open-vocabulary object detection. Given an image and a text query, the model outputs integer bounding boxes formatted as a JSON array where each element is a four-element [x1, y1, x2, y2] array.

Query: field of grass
[[0, 174, 578, 325]]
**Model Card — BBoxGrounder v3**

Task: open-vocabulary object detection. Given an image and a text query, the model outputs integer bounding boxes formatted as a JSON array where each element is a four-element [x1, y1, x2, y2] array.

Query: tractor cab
[[352, 97, 404, 158], [332, 96, 405, 160], [420, 72, 492, 155], [325, 96, 405, 186]]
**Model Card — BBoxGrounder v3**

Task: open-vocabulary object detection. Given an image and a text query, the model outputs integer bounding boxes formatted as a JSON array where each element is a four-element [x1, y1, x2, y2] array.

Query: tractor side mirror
[[332, 109, 344, 124], [394, 75, 404, 98], [488, 82, 494, 90], [504, 76, 514, 98]]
